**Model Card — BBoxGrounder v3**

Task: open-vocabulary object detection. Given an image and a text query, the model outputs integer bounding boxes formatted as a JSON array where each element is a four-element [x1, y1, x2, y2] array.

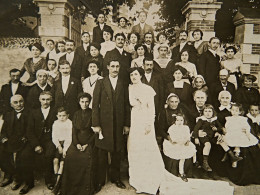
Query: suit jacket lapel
[[104, 77, 113, 102], [65, 77, 73, 97]]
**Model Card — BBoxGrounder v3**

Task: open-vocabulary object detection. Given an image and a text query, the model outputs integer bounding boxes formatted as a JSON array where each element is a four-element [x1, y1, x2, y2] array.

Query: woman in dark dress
[[21, 43, 46, 86], [210, 90, 260, 185], [165, 65, 193, 107], [234, 74, 260, 113], [158, 93, 193, 177], [61, 93, 95, 195]]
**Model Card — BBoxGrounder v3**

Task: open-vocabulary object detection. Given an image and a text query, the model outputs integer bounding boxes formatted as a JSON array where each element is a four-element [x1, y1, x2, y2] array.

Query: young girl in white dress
[[163, 113, 196, 182], [82, 60, 103, 108], [224, 103, 259, 167]]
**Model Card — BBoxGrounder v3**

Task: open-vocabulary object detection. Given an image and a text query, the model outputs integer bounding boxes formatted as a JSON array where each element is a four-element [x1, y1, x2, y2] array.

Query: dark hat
[[28, 42, 44, 53], [241, 74, 257, 83]]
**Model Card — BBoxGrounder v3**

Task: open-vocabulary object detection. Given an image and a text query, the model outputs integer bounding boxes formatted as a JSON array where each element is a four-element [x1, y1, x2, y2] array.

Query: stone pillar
[[34, 0, 81, 46], [233, 8, 260, 86], [182, 0, 222, 41]]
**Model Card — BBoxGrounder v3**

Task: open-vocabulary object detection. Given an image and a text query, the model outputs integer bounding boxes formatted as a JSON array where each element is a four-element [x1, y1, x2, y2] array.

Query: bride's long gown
[[128, 83, 234, 195]]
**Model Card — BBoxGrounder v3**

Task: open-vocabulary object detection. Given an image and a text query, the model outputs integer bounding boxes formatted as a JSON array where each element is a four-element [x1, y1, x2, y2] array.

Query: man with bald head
[[0, 95, 34, 194], [26, 69, 51, 109], [209, 69, 236, 108]]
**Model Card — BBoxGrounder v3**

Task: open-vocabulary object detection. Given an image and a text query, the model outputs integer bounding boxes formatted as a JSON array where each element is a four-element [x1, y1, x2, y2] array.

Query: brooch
[[71, 81, 74, 84]]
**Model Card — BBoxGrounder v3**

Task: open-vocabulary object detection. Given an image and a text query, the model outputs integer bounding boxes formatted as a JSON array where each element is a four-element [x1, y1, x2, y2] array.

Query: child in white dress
[[163, 113, 196, 182], [52, 107, 72, 192], [224, 103, 259, 167]]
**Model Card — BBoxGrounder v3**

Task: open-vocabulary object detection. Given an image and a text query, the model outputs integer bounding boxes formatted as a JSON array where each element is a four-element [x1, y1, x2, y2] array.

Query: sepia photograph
[[0, 0, 260, 194]]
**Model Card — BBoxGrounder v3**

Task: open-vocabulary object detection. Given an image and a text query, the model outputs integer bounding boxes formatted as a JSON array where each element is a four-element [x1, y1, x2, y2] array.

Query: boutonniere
[[124, 52, 127, 56], [187, 41, 192, 45], [71, 81, 74, 85]]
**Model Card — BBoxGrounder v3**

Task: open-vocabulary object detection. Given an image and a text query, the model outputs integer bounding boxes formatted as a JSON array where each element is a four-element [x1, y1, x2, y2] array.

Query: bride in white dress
[[127, 67, 234, 195]]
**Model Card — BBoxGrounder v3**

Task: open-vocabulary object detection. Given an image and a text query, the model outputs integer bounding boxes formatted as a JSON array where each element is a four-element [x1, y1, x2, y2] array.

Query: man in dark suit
[[59, 39, 82, 80], [103, 33, 132, 83], [131, 11, 154, 43], [26, 69, 51, 109], [92, 60, 130, 192], [209, 69, 236, 108], [27, 91, 56, 191], [75, 31, 91, 81], [92, 12, 113, 44], [0, 95, 34, 194], [171, 30, 197, 64], [0, 69, 28, 116], [198, 37, 221, 86], [51, 60, 82, 119], [143, 32, 154, 58]]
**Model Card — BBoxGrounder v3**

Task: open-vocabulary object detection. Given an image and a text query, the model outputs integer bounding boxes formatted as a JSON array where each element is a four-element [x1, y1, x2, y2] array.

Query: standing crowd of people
[[0, 10, 260, 195]]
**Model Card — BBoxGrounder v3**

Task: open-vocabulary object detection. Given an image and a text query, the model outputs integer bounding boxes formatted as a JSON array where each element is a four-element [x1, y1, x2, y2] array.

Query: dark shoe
[[11, 181, 21, 190], [111, 180, 126, 189], [221, 153, 228, 162], [179, 174, 188, 182], [194, 161, 201, 168], [0, 178, 12, 187], [228, 150, 243, 163], [47, 183, 54, 190], [19, 184, 34, 194], [202, 160, 212, 172]]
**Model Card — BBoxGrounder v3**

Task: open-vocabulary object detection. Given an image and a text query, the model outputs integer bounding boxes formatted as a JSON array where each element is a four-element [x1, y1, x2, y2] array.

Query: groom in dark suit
[[92, 60, 130, 192], [51, 60, 82, 119]]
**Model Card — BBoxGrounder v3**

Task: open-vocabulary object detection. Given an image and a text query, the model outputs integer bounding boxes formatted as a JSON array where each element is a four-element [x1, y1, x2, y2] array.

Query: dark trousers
[[0, 144, 34, 185], [95, 148, 121, 186]]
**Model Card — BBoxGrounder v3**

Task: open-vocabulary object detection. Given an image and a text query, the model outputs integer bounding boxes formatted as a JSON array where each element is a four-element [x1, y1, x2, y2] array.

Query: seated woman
[[175, 50, 197, 84], [61, 93, 95, 195], [21, 43, 46, 86], [158, 93, 193, 177], [165, 65, 193, 107], [100, 27, 115, 57], [130, 44, 147, 68], [234, 74, 260, 113]]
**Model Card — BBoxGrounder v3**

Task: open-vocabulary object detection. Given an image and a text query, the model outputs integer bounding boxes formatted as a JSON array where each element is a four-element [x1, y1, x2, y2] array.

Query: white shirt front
[[62, 75, 70, 94], [11, 82, 19, 95], [41, 106, 50, 120], [145, 72, 152, 83], [66, 51, 75, 66], [116, 47, 124, 55], [173, 80, 184, 88], [140, 23, 145, 30], [179, 42, 186, 52], [99, 23, 104, 30], [209, 48, 217, 57], [109, 75, 118, 90]]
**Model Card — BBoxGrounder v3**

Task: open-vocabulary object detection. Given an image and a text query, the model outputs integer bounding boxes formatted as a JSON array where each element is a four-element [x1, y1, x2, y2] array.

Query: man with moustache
[[171, 30, 197, 64], [26, 69, 51, 109], [92, 60, 130, 192], [143, 32, 154, 58], [198, 37, 221, 86], [131, 11, 154, 43], [209, 69, 236, 108], [51, 60, 82, 119], [103, 33, 132, 83], [0, 95, 34, 194], [59, 39, 82, 80], [0, 69, 28, 116], [27, 91, 56, 191]]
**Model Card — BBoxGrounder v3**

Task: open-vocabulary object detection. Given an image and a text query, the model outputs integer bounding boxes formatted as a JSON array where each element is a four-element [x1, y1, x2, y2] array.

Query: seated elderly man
[[209, 69, 236, 108], [27, 91, 56, 191], [0, 95, 34, 194], [26, 69, 51, 109]]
